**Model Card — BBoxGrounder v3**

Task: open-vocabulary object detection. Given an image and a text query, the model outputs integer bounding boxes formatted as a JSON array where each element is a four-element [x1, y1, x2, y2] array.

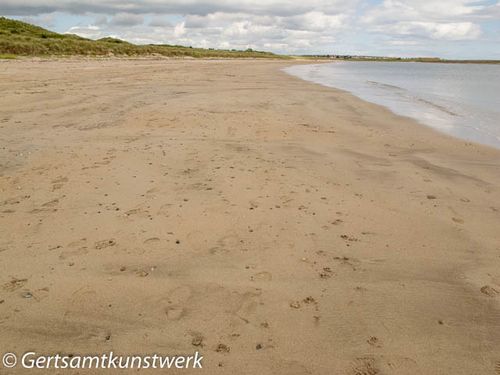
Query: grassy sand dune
[[0, 17, 282, 59]]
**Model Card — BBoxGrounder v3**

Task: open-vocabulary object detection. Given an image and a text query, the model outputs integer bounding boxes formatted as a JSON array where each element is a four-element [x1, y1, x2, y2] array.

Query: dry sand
[[1, 58, 500, 374]]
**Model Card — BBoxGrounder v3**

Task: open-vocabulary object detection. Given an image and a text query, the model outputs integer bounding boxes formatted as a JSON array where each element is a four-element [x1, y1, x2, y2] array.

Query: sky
[[2, 0, 500, 59]]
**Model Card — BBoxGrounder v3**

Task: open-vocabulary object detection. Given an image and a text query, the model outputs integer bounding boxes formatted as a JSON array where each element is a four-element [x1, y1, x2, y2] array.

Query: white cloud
[[3, 0, 499, 57], [284, 12, 347, 32], [386, 40, 421, 46], [375, 21, 481, 40], [174, 21, 186, 37], [420, 22, 481, 40], [66, 24, 102, 39], [362, 0, 485, 42], [362, 0, 487, 23]]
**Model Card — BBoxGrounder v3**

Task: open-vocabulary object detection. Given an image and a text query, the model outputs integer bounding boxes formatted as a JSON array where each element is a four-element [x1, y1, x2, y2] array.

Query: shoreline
[[284, 62, 500, 151], [1, 59, 500, 375]]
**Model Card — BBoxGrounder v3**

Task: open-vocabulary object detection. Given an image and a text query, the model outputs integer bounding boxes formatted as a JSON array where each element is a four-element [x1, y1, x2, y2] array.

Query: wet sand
[[1, 58, 500, 374]]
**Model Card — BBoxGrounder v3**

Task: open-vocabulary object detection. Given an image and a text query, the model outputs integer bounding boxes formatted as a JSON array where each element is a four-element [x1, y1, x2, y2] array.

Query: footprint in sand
[[1, 195, 30, 206], [480, 285, 499, 297], [231, 289, 262, 324], [94, 239, 116, 249], [59, 238, 89, 259], [190, 332, 205, 347], [340, 234, 359, 242], [144, 237, 161, 245], [367, 336, 382, 348], [59, 247, 88, 260], [156, 203, 173, 217], [2, 277, 28, 292], [333, 256, 359, 271], [251, 271, 272, 282], [319, 267, 333, 279], [350, 356, 380, 375], [42, 198, 61, 207], [209, 234, 241, 255], [51, 176, 68, 190], [382, 355, 418, 373], [215, 343, 230, 353], [164, 286, 193, 321], [289, 296, 318, 310]]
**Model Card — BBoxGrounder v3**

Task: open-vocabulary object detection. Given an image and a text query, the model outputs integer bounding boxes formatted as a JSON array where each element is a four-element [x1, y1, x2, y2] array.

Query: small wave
[[367, 80, 458, 116], [415, 97, 458, 116], [366, 80, 405, 91]]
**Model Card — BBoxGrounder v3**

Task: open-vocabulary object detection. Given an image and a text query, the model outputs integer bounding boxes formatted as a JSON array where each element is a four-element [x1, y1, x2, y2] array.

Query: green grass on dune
[[0, 17, 285, 59], [0, 53, 17, 59]]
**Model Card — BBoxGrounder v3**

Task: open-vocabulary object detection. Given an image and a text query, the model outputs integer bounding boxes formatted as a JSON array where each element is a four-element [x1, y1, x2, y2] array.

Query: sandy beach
[[1, 58, 500, 374]]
